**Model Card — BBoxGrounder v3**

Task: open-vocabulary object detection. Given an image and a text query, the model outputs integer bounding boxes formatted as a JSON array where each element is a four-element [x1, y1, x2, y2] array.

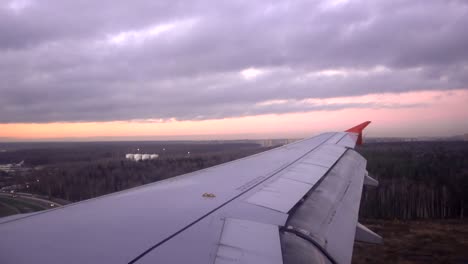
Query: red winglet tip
[[345, 121, 371, 133], [345, 121, 371, 145]]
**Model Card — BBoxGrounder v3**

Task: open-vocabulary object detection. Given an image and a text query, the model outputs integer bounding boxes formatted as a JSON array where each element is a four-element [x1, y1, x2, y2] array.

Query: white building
[[125, 153, 159, 161], [134, 154, 142, 161]]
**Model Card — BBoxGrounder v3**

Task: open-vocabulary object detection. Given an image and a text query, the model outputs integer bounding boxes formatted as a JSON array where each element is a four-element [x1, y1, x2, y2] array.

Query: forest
[[0, 141, 272, 201], [1, 140, 467, 219], [358, 141, 468, 219]]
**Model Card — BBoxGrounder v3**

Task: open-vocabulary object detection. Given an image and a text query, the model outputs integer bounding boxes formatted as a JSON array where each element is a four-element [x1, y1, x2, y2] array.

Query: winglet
[[345, 121, 371, 145]]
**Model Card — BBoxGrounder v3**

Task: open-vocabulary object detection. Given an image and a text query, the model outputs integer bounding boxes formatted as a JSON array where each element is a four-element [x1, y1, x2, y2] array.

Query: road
[[0, 192, 62, 217], [14, 192, 63, 207]]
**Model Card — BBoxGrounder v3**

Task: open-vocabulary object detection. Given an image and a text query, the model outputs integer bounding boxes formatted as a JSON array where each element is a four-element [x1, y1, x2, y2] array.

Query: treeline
[[0, 141, 263, 166], [13, 143, 271, 202], [358, 141, 468, 219]]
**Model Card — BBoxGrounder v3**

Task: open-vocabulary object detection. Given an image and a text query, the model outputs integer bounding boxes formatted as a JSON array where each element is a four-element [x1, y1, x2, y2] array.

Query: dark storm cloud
[[0, 0, 467, 123]]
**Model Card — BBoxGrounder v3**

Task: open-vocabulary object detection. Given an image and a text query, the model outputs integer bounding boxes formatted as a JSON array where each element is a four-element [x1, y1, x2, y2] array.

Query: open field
[[353, 219, 468, 264]]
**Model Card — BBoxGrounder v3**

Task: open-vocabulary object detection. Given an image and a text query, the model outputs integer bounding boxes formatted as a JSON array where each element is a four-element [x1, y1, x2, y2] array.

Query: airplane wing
[[0, 121, 381, 264]]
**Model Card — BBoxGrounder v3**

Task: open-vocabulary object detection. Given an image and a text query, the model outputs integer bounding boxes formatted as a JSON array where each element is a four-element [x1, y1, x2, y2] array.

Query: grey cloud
[[0, 0, 467, 123]]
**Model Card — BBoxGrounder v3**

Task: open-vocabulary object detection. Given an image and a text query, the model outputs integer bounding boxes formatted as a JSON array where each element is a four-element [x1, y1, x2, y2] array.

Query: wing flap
[[215, 218, 282, 264], [245, 143, 347, 214], [285, 149, 367, 264]]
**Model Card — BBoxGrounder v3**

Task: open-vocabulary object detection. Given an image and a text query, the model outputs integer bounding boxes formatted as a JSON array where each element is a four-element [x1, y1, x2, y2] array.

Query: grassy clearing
[[352, 219, 468, 264]]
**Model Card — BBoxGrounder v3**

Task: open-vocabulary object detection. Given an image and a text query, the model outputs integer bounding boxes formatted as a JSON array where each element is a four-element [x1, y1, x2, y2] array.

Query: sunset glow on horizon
[[2, 89, 467, 141]]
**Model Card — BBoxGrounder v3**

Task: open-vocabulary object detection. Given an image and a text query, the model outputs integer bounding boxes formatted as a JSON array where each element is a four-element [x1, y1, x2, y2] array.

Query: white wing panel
[[282, 163, 328, 184], [215, 218, 282, 264], [337, 133, 357, 148], [326, 132, 346, 144], [301, 144, 346, 168], [245, 178, 312, 213], [244, 143, 346, 214]]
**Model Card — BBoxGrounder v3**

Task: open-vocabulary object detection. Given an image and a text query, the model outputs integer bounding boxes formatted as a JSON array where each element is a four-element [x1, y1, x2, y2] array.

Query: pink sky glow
[[1, 89, 467, 141]]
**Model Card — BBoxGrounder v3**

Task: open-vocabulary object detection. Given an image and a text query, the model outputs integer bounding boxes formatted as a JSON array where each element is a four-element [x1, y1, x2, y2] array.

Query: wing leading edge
[[0, 121, 379, 264]]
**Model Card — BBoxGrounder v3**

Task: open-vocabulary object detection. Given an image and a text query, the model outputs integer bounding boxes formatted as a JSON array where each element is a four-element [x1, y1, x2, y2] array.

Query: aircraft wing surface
[[0, 121, 381, 264]]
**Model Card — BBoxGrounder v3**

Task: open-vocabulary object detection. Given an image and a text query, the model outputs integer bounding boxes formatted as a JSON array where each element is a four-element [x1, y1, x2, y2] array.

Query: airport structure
[[125, 154, 159, 161], [0, 161, 26, 173]]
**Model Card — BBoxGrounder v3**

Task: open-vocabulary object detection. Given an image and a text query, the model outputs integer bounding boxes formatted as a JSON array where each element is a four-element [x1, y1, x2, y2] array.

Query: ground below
[[352, 219, 468, 264]]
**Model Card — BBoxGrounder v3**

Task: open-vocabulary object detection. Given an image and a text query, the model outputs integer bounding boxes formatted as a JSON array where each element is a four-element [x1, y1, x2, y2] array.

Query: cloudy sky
[[1, 0, 467, 140]]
